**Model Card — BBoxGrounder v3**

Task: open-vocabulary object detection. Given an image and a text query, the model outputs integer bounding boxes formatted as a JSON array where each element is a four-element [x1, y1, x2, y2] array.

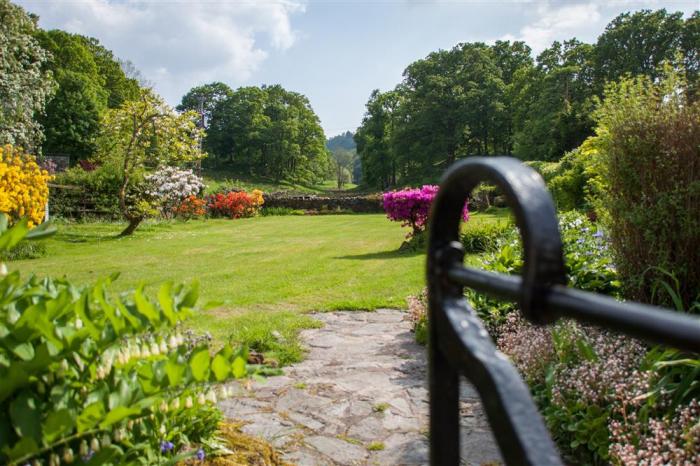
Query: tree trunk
[[119, 217, 143, 236]]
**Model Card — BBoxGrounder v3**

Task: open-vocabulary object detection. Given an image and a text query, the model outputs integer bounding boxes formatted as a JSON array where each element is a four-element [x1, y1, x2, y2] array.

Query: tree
[[205, 85, 330, 183], [594, 9, 686, 90], [512, 40, 596, 160], [177, 82, 233, 130], [95, 89, 205, 235], [81, 36, 140, 108], [35, 30, 140, 161], [40, 69, 103, 159], [0, 0, 55, 152], [331, 148, 355, 188], [355, 89, 400, 189]]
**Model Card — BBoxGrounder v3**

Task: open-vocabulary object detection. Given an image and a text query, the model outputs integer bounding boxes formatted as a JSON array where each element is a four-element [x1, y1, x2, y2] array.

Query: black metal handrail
[[426, 157, 700, 466]]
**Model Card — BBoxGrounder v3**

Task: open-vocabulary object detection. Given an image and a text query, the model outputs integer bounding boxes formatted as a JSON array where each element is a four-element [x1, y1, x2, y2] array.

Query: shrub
[[145, 166, 205, 217], [50, 162, 123, 220], [383, 185, 468, 239], [0, 145, 52, 227], [173, 195, 207, 220], [0, 216, 249, 465], [0, 240, 46, 261], [460, 220, 513, 253], [456, 209, 698, 463], [206, 189, 264, 219], [592, 65, 700, 308]]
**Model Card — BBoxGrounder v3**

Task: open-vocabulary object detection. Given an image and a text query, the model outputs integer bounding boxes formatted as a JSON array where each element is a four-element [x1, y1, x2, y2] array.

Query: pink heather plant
[[496, 314, 555, 384], [382, 185, 468, 238], [609, 399, 700, 465]]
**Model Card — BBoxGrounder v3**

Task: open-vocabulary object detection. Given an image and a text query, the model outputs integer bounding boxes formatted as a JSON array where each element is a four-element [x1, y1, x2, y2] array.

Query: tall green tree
[[594, 9, 686, 90], [354, 89, 400, 189], [204, 85, 329, 183], [35, 30, 139, 161], [177, 82, 233, 129], [0, 0, 55, 152], [81, 36, 140, 108], [512, 39, 596, 161]]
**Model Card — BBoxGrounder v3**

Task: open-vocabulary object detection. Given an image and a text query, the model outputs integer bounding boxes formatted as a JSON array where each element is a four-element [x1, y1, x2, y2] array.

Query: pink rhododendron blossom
[[383, 185, 468, 237]]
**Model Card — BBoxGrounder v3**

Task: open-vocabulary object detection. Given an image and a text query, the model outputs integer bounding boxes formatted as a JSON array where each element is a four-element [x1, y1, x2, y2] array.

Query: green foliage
[[204, 84, 330, 185], [356, 9, 698, 186], [51, 162, 125, 220], [95, 88, 205, 235], [593, 9, 689, 89], [326, 131, 356, 152], [176, 82, 233, 130], [512, 39, 596, 162], [460, 219, 513, 253], [0, 0, 56, 152], [0, 216, 247, 465], [0, 240, 46, 261], [592, 65, 700, 309], [35, 29, 139, 161], [469, 211, 619, 324]]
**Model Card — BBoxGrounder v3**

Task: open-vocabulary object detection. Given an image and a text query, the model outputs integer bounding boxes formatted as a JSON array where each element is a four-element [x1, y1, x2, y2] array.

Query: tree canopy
[[35, 29, 140, 161], [0, 0, 55, 152], [204, 84, 330, 184], [355, 9, 699, 189]]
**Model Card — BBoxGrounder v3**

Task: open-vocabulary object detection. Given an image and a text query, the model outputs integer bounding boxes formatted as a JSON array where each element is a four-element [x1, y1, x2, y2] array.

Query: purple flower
[[160, 440, 174, 453], [593, 229, 604, 239], [196, 448, 205, 460]]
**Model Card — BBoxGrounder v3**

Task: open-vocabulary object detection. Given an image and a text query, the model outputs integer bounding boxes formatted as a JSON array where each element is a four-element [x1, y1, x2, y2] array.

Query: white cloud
[[17, 0, 306, 105], [508, 1, 602, 52]]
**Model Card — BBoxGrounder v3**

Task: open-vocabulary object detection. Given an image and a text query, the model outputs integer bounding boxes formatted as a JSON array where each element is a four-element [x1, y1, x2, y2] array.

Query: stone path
[[219, 310, 502, 466]]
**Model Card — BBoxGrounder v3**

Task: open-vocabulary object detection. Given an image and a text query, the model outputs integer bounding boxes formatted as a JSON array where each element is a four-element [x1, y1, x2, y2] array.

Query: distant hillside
[[326, 131, 356, 151]]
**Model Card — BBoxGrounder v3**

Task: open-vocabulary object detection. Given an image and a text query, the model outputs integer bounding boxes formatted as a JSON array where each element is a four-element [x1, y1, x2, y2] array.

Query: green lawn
[[202, 168, 358, 195], [9, 210, 508, 362]]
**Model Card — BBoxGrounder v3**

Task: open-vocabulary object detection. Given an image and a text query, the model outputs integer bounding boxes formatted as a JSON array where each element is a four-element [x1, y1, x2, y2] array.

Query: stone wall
[[263, 193, 383, 213]]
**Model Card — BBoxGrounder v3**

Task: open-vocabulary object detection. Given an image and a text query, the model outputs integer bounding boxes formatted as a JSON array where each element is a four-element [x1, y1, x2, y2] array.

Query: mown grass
[[202, 168, 358, 195], [10, 210, 509, 363]]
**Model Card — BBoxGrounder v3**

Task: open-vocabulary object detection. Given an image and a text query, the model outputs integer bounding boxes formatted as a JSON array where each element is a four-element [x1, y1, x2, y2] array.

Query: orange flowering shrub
[[0, 145, 52, 227], [173, 195, 207, 220], [206, 189, 264, 219]]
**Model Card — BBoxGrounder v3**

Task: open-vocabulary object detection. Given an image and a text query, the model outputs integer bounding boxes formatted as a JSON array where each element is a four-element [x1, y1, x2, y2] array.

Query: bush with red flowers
[[173, 195, 207, 220], [206, 190, 264, 219]]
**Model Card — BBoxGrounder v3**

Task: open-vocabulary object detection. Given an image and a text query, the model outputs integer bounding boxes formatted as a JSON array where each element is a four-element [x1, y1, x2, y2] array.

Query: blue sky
[[16, 0, 699, 138]]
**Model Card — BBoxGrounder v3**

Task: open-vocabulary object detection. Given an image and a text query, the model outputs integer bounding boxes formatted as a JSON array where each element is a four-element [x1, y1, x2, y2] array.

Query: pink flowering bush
[[382, 185, 468, 239]]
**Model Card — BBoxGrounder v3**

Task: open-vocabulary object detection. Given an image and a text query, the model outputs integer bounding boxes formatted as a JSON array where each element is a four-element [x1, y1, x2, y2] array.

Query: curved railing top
[[426, 157, 700, 466]]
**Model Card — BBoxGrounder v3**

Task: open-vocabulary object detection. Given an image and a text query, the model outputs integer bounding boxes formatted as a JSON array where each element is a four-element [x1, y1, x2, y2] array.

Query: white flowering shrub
[[145, 166, 205, 216]]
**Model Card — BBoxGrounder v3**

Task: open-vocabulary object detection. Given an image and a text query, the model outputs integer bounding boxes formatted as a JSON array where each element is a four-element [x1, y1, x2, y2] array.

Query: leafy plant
[[0, 215, 248, 465], [591, 65, 700, 309], [460, 220, 513, 253]]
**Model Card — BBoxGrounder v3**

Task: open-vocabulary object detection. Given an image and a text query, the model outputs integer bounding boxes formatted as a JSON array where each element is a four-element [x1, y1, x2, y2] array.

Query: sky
[[16, 0, 699, 138]]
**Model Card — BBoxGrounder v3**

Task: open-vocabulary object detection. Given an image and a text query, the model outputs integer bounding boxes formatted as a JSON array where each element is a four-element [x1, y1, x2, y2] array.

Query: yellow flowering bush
[[0, 145, 52, 227]]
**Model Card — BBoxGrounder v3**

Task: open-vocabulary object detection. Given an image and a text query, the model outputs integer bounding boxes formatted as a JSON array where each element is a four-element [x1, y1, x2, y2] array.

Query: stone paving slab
[[220, 309, 502, 466]]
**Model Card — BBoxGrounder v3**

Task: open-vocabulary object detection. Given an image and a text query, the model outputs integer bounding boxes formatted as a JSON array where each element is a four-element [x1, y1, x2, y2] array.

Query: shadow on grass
[[336, 248, 424, 260]]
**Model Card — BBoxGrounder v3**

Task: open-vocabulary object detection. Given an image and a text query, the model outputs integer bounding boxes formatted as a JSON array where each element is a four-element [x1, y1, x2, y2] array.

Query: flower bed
[[408, 212, 699, 463]]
